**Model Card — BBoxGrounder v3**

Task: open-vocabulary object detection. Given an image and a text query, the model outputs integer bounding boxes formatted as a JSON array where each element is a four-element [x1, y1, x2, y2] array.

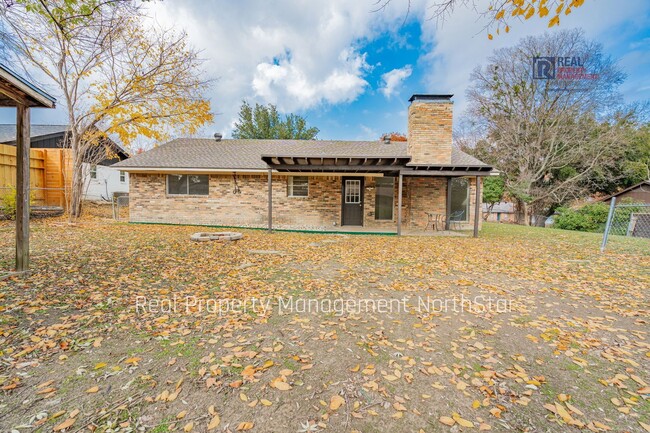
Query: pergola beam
[[397, 173, 403, 236], [473, 175, 481, 238], [267, 168, 273, 232]]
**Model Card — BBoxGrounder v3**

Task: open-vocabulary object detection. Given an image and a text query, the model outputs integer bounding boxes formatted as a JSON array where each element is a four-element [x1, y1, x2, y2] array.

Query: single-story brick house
[[113, 94, 493, 235]]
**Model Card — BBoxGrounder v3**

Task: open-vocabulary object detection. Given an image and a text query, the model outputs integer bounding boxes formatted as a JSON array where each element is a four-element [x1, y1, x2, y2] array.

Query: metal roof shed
[[0, 64, 56, 272]]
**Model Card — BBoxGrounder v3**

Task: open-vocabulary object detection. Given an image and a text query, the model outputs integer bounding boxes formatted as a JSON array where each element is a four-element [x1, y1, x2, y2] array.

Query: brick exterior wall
[[407, 100, 453, 165], [405, 176, 482, 231], [129, 173, 481, 232], [130, 173, 340, 227]]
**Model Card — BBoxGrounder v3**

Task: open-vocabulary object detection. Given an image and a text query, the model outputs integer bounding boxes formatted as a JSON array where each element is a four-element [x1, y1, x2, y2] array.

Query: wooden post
[[397, 173, 403, 235], [445, 177, 452, 230], [473, 176, 481, 238], [267, 168, 272, 232], [16, 104, 30, 271]]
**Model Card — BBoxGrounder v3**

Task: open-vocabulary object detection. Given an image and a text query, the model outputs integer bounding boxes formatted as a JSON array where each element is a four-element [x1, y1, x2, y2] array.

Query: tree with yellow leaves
[[376, 0, 588, 37], [1, 1, 213, 217]]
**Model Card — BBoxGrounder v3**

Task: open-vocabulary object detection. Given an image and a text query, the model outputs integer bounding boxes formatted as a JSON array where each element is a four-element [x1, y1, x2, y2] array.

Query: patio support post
[[397, 173, 403, 235], [267, 168, 272, 232], [16, 104, 30, 271], [473, 176, 480, 238], [445, 177, 452, 230]]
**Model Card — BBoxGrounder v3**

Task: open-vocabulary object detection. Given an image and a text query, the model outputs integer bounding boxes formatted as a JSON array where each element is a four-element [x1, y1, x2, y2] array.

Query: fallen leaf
[[208, 414, 221, 430], [330, 395, 345, 410]]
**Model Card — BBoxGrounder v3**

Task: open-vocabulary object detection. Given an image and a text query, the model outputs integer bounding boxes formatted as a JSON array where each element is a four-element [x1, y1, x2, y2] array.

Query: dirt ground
[[0, 205, 648, 433]]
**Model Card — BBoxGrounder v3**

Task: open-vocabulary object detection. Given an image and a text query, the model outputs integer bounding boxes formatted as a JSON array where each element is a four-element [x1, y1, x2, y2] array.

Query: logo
[[533, 57, 556, 79]]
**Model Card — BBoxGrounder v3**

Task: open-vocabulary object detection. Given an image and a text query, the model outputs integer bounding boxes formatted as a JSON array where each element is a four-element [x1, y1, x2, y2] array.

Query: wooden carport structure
[[0, 64, 56, 271]]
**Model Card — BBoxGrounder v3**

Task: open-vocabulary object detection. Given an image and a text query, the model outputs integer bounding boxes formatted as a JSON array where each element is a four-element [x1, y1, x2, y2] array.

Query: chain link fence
[[112, 192, 129, 221], [601, 197, 650, 251]]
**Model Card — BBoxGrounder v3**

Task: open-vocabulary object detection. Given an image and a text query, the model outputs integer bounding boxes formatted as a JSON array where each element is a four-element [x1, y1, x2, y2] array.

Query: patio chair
[[448, 210, 465, 230]]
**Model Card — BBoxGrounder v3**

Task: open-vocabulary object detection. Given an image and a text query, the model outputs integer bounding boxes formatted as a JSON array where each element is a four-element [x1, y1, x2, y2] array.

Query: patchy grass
[[0, 211, 648, 433]]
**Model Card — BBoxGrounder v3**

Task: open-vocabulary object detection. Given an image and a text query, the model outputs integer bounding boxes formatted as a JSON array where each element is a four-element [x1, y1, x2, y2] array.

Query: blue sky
[[2, 0, 649, 145]]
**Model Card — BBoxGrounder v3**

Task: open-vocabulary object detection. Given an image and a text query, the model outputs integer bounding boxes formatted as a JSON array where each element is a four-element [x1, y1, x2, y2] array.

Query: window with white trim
[[90, 165, 97, 179], [167, 174, 209, 195], [287, 176, 308, 197], [120, 171, 126, 183]]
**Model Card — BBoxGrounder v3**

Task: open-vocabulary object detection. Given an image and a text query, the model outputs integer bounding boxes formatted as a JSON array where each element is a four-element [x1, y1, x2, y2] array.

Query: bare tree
[[1, 1, 213, 217], [462, 29, 637, 224]]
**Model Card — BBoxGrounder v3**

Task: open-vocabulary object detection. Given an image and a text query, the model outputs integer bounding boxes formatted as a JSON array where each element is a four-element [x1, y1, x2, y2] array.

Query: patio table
[[425, 212, 445, 231]]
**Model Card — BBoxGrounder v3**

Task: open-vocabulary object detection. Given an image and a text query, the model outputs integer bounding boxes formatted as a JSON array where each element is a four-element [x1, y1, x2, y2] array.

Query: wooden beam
[[0, 81, 29, 106], [445, 177, 452, 230], [397, 173, 403, 236], [16, 104, 30, 271], [267, 168, 272, 232], [400, 170, 491, 177], [473, 176, 481, 238], [269, 164, 401, 173]]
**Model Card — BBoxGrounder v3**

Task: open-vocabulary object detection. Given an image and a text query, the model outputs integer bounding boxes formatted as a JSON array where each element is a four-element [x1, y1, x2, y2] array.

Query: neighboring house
[[482, 201, 516, 223], [600, 180, 650, 205], [0, 124, 130, 201], [114, 94, 493, 234]]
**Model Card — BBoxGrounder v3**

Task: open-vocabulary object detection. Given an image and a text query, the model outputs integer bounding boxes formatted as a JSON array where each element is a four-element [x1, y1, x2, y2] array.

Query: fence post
[[600, 197, 616, 253]]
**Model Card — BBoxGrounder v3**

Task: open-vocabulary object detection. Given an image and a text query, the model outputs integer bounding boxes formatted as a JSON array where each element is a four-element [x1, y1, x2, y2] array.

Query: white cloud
[[144, 0, 429, 137], [418, 0, 650, 120], [379, 65, 412, 98], [252, 48, 369, 111], [6, 0, 646, 138]]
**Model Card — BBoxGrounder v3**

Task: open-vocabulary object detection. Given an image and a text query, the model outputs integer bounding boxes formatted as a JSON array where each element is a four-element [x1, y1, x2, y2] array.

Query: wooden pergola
[[0, 64, 56, 272], [262, 155, 491, 237]]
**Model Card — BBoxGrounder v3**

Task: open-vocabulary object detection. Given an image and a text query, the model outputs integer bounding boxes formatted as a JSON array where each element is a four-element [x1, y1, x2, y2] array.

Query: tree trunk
[[515, 199, 530, 226], [522, 202, 530, 226], [69, 137, 85, 219]]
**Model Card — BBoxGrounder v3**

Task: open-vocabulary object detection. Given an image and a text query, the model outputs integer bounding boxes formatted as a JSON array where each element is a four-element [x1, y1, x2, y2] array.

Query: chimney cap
[[408, 94, 453, 102]]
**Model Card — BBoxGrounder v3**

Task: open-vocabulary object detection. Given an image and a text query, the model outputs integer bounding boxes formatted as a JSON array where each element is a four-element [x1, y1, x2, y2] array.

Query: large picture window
[[449, 177, 469, 221], [287, 176, 309, 197], [167, 174, 209, 195], [374, 177, 394, 220]]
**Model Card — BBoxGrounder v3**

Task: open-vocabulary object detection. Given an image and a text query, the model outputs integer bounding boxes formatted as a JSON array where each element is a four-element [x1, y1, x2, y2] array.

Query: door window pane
[[345, 180, 361, 203], [375, 177, 394, 220]]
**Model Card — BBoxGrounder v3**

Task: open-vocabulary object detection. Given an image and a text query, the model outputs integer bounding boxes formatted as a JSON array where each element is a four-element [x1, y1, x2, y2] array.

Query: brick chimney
[[407, 94, 453, 165]]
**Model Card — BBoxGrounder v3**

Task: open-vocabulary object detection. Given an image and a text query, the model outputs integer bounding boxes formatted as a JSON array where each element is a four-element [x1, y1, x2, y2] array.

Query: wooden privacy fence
[[0, 143, 71, 207]]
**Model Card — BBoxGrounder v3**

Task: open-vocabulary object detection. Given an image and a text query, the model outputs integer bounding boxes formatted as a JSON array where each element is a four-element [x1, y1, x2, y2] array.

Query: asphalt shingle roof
[[0, 124, 68, 143], [113, 138, 489, 169]]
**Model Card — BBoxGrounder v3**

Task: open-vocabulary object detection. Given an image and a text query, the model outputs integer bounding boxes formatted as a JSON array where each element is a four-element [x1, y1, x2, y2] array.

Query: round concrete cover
[[190, 232, 243, 242]]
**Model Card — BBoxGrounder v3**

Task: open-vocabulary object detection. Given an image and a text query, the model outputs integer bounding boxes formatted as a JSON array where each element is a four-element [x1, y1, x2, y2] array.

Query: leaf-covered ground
[[0, 206, 648, 433]]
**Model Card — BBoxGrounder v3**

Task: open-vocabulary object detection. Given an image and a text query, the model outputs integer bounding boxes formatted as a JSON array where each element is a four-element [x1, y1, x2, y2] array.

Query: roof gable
[[0, 124, 69, 143]]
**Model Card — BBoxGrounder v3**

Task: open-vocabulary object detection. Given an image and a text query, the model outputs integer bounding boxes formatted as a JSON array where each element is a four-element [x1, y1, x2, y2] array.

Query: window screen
[[449, 178, 469, 221], [375, 177, 394, 220], [167, 174, 209, 195], [288, 176, 309, 197]]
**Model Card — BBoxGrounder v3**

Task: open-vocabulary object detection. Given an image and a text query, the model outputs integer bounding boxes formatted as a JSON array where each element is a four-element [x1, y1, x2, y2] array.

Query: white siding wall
[[83, 162, 129, 201]]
